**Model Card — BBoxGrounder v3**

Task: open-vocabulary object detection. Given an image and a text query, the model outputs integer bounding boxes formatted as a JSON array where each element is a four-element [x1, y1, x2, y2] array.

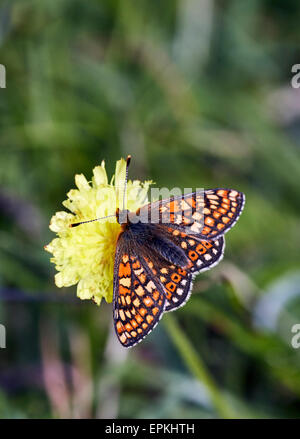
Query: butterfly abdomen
[[149, 236, 188, 268]]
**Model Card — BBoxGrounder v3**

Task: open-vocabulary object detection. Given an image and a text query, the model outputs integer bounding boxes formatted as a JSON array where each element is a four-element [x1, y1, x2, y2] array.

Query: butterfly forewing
[[139, 189, 245, 240]]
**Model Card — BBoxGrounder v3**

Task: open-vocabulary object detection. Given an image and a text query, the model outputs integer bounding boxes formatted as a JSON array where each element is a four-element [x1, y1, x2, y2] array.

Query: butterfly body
[[113, 188, 245, 348], [117, 217, 189, 269]]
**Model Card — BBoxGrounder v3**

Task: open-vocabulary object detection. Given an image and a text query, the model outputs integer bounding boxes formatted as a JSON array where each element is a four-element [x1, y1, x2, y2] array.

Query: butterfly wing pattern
[[139, 188, 245, 240], [160, 232, 225, 312], [113, 188, 245, 347], [142, 230, 225, 312], [113, 243, 166, 348]]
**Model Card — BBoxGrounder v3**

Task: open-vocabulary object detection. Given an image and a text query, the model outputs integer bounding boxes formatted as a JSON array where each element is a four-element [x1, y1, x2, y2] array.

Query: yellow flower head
[[45, 158, 153, 305]]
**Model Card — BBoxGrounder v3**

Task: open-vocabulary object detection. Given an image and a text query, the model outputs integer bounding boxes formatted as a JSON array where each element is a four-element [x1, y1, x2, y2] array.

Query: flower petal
[[93, 162, 108, 187], [114, 158, 127, 208], [75, 174, 91, 191], [49, 211, 73, 233]]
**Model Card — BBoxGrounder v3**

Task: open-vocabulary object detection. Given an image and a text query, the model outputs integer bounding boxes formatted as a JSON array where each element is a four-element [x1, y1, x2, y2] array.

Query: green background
[[0, 0, 300, 418]]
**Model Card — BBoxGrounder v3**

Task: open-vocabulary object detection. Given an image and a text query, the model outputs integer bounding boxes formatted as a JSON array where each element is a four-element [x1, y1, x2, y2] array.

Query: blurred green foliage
[[0, 0, 300, 419]]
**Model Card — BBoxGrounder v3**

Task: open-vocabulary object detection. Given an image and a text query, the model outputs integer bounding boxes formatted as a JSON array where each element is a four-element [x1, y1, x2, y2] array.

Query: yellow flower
[[45, 158, 153, 305]]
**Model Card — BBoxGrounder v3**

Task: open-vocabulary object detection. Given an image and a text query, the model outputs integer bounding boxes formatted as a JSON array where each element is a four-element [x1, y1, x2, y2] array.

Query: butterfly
[[72, 156, 245, 347]]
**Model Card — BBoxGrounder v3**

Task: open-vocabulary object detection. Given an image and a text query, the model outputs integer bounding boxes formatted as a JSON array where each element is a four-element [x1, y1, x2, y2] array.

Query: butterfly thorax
[[117, 210, 190, 269]]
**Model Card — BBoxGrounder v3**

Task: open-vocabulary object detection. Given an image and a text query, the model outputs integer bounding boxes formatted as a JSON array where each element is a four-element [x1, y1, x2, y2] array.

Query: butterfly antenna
[[122, 155, 131, 210], [69, 214, 115, 228]]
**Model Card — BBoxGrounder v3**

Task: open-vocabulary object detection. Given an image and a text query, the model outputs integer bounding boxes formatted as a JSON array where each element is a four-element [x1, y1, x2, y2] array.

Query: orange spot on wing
[[119, 285, 130, 295], [138, 274, 146, 284], [168, 200, 176, 212], [132, 260, 141, 269], [136, 315, 143, 324], [146, 315, 154, 324], [153, 291, 160, 301], [217, 190, 228, 197], [205, 217, 215, 226], [116, 321, 124, 334], [166, 282, 176, 292], [171, 273, 181, 283], [139, 307, 147, 316], [189, 250, 198, 261], [222, 203, 230, 209], [196, 243, 205, 254], [131, 319, 138, 328], [119, 262, 131, 277], [178, 268, 187, 275], [144, 296, 154, 307]]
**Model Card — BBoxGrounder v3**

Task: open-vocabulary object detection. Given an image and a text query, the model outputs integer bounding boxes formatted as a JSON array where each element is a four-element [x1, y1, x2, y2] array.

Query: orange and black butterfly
[[71, 157, 245, 347]]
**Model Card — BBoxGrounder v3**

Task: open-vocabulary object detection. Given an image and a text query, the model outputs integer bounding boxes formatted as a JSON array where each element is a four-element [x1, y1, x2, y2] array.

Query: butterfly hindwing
[[143, 258, 193, 313], [164, 234, 225, 311], [166, 228, 225, 274], [142, 231, 225, 312], [113, 240, 166, 348]]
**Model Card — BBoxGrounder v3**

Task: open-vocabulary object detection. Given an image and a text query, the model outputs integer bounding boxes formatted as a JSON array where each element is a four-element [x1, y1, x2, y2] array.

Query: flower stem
[[163, 313, 236, 418]]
